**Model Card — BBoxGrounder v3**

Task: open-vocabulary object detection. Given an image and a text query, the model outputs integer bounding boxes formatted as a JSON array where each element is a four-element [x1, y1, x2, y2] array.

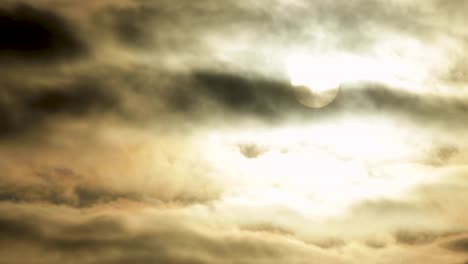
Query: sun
[[285, 43, 440, 99], [285, 53, 347, 108], [284, 52, 399, 108], [286, 53, 346, 92]]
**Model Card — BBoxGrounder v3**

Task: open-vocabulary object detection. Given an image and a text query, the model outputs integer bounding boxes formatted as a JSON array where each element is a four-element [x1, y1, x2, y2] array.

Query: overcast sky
[[1, 0, 468, 263]]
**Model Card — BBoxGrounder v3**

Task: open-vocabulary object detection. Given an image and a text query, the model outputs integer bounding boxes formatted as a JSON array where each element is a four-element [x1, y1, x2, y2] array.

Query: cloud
[[185, 71, 310, 120], [0, 0, 468, 263], [182, 73, 468, 129], [0, 76, 118, 138], [2, 66, 468, 142], [394, 230, 441, 245], [240, 222, 294, 237], [0, 3, 86, 62], [445, 237, 468, 253], [0, 121, 223, 209], [0, 203, 347, 264], [238, 143, 269, 159], [326, 83, 468, 129]]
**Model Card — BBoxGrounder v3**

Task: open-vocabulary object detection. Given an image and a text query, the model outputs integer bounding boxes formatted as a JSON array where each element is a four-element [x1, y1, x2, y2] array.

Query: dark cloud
[[107, 5, 163, 49], [0, 207, 324, 264], [0, 159, 220, 208], [425, 145, 459, 166], [3, 66, 468, 142], [184, 73, 468, 129], [0, 68, 306, 139], [0, 179, 138, 208], [0, 3, 85, 62], [445, 237, 468, 253], [241, 223, 294, 237], [0, 213, 128, 249], [0, 215, 41, 242], [306, 238, 346, 249], [0, 182, 213, 208], [0, 213, 132, 254], [187, 71, 307, 116], [364, 239, 387, 249], [328, 82, 468, 128], [145, 72, 296, 124], [23, 84, 115, 117], [0, 77, 118, 138], [238, 143, 269, 159], [157, 70, 468, 129], [394, 230, 440, 245]]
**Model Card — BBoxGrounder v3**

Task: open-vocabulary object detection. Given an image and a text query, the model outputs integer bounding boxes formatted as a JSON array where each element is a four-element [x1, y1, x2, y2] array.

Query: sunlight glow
[[285, 35, 454, 93], [204, 119, 437, 218], [285, 52, 417, 92]]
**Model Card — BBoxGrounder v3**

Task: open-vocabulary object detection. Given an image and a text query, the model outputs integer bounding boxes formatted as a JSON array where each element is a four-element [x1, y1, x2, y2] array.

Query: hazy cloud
[[1, 0, 468, 263]]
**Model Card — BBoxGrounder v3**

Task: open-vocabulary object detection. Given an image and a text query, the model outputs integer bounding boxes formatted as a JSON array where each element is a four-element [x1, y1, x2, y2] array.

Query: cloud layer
[[1, 0, 468, 263]]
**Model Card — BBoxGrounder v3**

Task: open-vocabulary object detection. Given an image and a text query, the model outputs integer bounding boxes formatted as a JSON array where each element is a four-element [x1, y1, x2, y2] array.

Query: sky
[[1, 0, 468, 263]]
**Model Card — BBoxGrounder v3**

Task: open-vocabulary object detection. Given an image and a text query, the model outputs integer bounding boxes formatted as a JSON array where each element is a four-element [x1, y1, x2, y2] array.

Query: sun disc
[[285, 54, 341, 108]]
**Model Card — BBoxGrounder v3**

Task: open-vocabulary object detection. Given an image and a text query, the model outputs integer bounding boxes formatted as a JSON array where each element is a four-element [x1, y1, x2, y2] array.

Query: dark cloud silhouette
[[327, 82, 468, 127], [0, 213, 130, 252], [141, 70, 468, 130], [426, 145, 459, 166], [0, 77, 118, 138], [0, 3, 85, 62], [0, 208, 331, 264], [445, 237, 468, 253], [0, 215, 40, 242], [394, 230, 440, 245], [307, 238, 346, 249], [365, 239, 387, 249], [2, 66, 468, 143], [183, 73, 468, 128], [0, 180, 215, 208], [238, 143, 269, 159], [107, 5, 161, 49], [0, 179, 140, 208], [190, 71, 311, 119], [241, 223, 294, 237], [0, 150, 221, 207]]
